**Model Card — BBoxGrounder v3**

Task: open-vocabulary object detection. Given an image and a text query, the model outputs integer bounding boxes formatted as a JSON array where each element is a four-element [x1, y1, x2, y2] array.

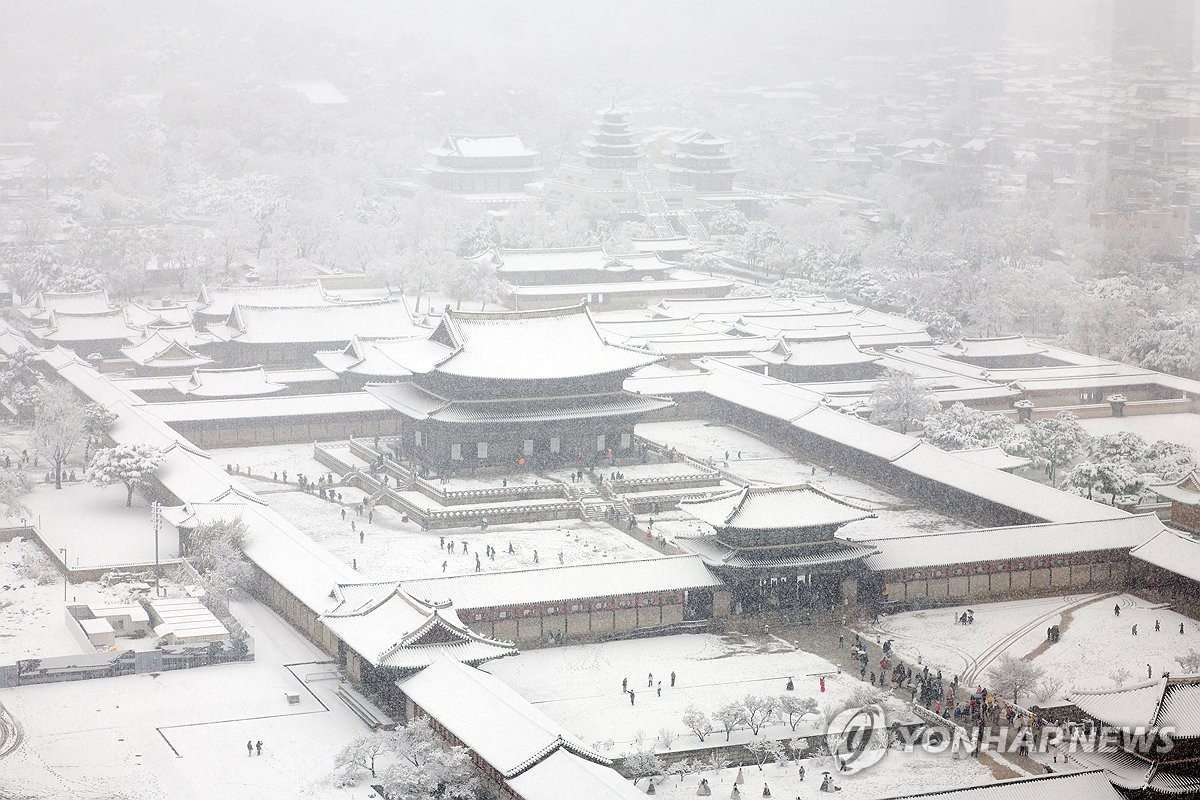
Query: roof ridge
[[872, 769, 1111, 799], [403, 554, 704, 586], [865, 513, 1162, 544]]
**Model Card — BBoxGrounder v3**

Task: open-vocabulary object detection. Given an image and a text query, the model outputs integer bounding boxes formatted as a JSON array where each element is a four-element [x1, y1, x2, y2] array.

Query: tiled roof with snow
[[124, 303, 193, 329], [169, 366, 288, 398], [315, 336, 452, 378], [755, 333, 881, 367], [38, 310, 139, 344], [506, 275, 732, 299], [431, 304, 660, 380], [320, 586, 513, 669], [403, 657, 607, 777], [935, 336, 1050, 361], [1068, 676, 1200, 737], [678, 534, 877, 569], [876, 770, 1124, 800], [952, 446, 1032, 471], [506, 748, 644, 800], [400, 555, 723, 610], [861, 514, 1163, 571], [680, 484, 875, 531], [120, 331, 214, 368], [146, 391, 390, 423], [208, 299, 422, 345], [430, 134, 539, 159], [1149, 471, 1200, 505], [21, 289, 112, 316], [1130, 529, 1200, 583], [194, 283, 328, 318], [494, 246, 669, 273]]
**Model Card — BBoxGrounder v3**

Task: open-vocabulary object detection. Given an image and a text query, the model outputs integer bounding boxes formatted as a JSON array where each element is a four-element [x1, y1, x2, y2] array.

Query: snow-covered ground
[[875, 593, 1200, 696], [267, 489, 660, 580], [484, 632, 912, 759], [649, 749, 994, 800], [1079, 413, 1200, 453], [207, 442, 333, 482], [0, 596, 368, 800], [22, 482, 180, 569], [636, 420, 970, 539]]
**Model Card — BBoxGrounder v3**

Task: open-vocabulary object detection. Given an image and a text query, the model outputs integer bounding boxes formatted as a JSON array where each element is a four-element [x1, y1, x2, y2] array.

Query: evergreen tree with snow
[[86, 442, 166, 506]]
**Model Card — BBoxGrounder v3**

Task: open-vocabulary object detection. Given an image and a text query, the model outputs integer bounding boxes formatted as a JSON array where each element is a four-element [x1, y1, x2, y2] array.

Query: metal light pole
[[151, 501, 161, 597], [59, 547, 67, 602]]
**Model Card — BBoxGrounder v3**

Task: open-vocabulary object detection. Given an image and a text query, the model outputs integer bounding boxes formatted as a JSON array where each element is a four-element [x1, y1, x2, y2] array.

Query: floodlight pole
[[151, 501, 161, 597]]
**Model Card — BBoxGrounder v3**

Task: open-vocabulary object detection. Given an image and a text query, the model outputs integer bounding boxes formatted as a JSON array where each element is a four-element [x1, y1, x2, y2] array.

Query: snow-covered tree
[[0, 346, 42, 414], [707, 206, 748, 236], [335, 731, 389, 779], [713, 701, 743, 741], [381, 718, 478, 800], [31, 383, 87, 489], [1026, 411, 1089, 482], [0, 468, 32, 519], [921, 402, 1015, 451], [740, 695, 777, 736], [686, 250, 727, 277], [1175, 649, 1200, 672], [870, 369, 940, 435], [625, 749, 665, 786], [744, 739, 776, 770], [912, 308, 962, 343], [86, 443, 166, 506], [1062, 461, 1144, 504], [82, 402, 119, 460], [777, 695, 819, 731], [681, 705, 714, 742], [186, 516, 253, 595], [986, 654, 1045, 703]]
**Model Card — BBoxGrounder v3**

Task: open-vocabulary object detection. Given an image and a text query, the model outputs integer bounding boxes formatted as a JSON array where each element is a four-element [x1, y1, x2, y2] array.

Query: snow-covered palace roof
[[321, 582, 514, 671], [862, 514, 1164, 572], [1071, 675, 1200, 739], [400, 657, 643, 799], [876, 770, 1124, 800], [680, 484, 875, 532], [428, 304, 660, 381], [399, 555, 723, 610]]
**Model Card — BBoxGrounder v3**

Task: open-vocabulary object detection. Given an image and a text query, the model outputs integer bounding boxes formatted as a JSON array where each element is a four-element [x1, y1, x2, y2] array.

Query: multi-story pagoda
[[676, 484, 878, 614], [1069, 675, 1200, 797], [662, 129, 743, 192], [362, 304, 672, 472], [579, 104, 643, 171]]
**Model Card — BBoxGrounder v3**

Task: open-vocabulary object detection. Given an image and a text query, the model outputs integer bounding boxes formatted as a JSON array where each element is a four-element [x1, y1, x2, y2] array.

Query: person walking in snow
[[1156, 620, 1161, 632], [629, 690, 635, 705], [671, 671, 676, 687], [622, 677, 628, 693], [1114, 604, 1121, 617], [247, 740, 253, 757], [648, 673, 654, 687], [657, 681, 662, 697], [255, 740, 263, 755], [1132, 624, 1138, 635]]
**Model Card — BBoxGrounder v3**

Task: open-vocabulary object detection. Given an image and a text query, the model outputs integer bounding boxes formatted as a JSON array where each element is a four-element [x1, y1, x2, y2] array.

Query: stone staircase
[[580, 497, 616, 522], [674, 209, 710, 242]]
